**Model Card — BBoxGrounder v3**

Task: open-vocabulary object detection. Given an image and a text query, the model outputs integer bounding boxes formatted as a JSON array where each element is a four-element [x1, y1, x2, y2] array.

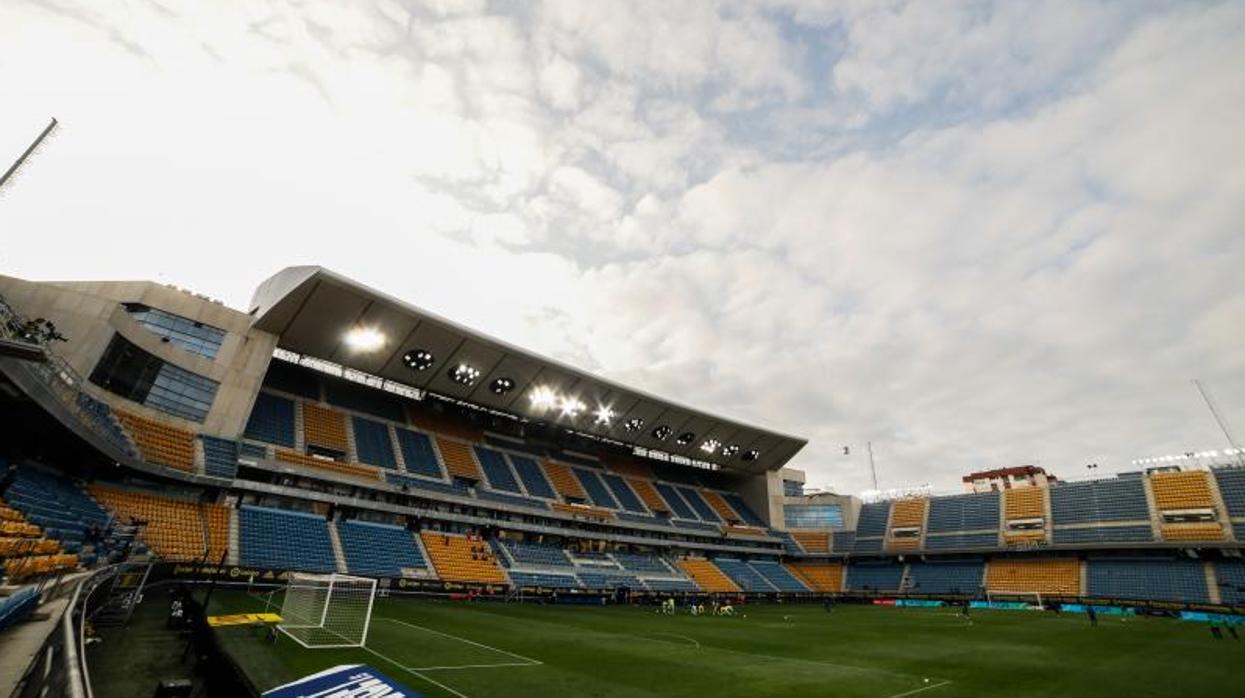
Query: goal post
[[984, 590, 1044, 609], [277, 572, 377, 649]]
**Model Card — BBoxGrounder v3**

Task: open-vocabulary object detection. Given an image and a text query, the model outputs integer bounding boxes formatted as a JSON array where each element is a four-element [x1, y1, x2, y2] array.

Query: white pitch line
[[409, 662, 542, 671], [648, 632, 701, 649], [377, 617, 543, 665], [358, 643, 471, 698], [886, 680, 952, 698]]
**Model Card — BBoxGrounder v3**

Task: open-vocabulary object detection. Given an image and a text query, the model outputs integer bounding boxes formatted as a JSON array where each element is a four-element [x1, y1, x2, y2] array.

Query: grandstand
[[2, 267, 1244, 697]]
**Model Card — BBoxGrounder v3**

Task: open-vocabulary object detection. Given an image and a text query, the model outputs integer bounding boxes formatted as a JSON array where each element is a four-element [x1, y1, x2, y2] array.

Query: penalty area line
[[377, 617, 543, 665], [357, 644, 471, 698], [408, 662, 542, 671], [886, 680, 953, 698]]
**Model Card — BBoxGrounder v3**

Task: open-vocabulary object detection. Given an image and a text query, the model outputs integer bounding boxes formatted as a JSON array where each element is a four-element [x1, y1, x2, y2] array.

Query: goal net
[[984, 590, 1044, 609], [277, 572, 377, 648]]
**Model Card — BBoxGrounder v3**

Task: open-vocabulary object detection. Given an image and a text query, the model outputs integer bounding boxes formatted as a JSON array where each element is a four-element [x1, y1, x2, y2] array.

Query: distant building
[[962, 465, 1057, 493]]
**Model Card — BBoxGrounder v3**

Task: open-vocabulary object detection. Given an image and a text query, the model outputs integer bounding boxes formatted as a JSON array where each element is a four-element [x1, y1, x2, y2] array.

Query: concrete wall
[[0, 274, 277, 439]]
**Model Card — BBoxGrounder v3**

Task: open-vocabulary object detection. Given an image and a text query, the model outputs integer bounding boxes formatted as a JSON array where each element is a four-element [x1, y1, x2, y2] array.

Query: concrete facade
[[0, 274, 277, 439]]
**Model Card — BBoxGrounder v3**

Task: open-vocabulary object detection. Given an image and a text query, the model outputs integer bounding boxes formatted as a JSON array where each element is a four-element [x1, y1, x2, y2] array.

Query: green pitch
[[208, 592, 1241, 697]]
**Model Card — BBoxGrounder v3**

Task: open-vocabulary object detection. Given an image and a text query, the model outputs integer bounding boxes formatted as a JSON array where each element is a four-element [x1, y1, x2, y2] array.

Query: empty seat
[[337, 520, 426, 577], [845, 563, 905, 592], [929, 491, 1002, 532], [434, 438, 482, 481], [750, 560, 809, 592], [1087, 558, 1209, 604], [790, 530, 830, 553], [352, 416, 396, 469], [542, 460, 587, 499], [855, 502, 891, 537], [239, 505, 336, 572], [986, 558, 1079, 595], [677, 487, 721, 522], [905, 561, 984, 595], [677, 558, 739, 593], [115, 410, 195, 472], [786, 561, 843, 592], [243, 392, 296, 448], [394, 428, 444, 479], [573, 468, 619, 509], [475, 447, 521, 493], [509, 455, 557, 499], [600, 473, 647, 513], [200, 436, 239, 479], [419, 532, 506, 584], [275, 449, 382, 480], [90, 485, 224, 562], [1050, 478, 1150, 524], [302, 403, 349, 452]]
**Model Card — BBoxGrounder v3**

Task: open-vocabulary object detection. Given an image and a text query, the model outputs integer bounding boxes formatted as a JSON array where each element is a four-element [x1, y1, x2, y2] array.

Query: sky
[[1, 0, 1243, 495]]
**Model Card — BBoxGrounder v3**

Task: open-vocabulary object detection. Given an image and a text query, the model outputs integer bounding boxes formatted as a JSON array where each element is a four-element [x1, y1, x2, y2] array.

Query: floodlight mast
[[1193, 379, 1245, 468], [0, 118, 58, 192]]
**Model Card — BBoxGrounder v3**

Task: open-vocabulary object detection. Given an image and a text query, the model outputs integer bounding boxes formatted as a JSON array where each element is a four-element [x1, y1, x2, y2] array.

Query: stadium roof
[[248, 266, 807, 474]]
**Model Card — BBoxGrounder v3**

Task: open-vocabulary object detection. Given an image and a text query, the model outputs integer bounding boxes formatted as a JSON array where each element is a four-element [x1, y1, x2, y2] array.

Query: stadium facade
[[1, 267, 1243, 608]]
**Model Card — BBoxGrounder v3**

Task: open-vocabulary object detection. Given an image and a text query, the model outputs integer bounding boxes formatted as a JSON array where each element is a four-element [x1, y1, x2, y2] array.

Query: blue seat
[[926, 492, 1000, 532], [242, 392, 296, 448], [394, 428, 444, 479], [722, 493, 765, 526], [475, 448, 521, 493], [846, 562, 905, 592], [905, 561, 984, 594], [654, 483, 697, 519], [337, 520, 426, 577], [1087, 558, 1209, 604], [509, 456, 556, 499], [1050, 478, 1150, 524], [573, 469, 619, 509], [713, 558, 775, 592], [508, 571, 580, 589], [352, 416, 396, 469], [600, 473, 646, 513], [751, 560, 809, 591], [1212, 467, 1245, 517], [238, 506, 336, 573], [200, 436, 239, 479], [501, 539, 573, 568], [1052, 525, 1152, 544], [677, 488, 721, 522]]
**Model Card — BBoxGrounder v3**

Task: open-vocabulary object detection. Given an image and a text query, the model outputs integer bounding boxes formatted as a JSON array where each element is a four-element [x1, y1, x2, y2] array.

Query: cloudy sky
[[2, 0, 1243, 494]]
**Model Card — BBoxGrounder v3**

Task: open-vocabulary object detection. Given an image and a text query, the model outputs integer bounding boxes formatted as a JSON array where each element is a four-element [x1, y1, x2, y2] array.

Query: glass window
[[124, 304, 226, 359], [90, 333, 219, 422], [784, 503, 844, 529], [783, 479, 804, 497]]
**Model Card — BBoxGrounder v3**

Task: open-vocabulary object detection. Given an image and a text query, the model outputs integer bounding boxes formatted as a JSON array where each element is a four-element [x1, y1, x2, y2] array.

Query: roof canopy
[[249, 266, 807, 475]]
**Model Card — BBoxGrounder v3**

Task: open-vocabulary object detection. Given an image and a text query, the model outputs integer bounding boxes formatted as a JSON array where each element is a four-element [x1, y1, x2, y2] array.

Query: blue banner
[[1180, 611, 1245, 625], [262, 664, 419, 698], [1061, 604, 1134, 616], [895, 599, 946, 608]]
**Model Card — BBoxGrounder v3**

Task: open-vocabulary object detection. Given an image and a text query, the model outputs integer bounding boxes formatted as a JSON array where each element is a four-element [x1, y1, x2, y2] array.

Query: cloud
[[1, 0, 1242, 495]]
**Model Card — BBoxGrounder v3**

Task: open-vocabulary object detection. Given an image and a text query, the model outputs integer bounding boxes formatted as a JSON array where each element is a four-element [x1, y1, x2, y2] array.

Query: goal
[[984, 590, 1044, 609], [277, 572, 377, 648]]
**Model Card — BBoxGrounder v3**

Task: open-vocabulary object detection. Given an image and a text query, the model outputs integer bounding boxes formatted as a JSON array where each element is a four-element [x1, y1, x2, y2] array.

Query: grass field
[[208, 591, 1244, 698]]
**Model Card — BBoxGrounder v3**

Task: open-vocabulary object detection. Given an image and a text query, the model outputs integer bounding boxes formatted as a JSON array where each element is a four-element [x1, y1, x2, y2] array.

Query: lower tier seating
[[905, 561, 984, 595], [785, 561, 843, 592], [750, 559, 809, 591], [90, 485, 225, 562], [1087, 558, 1209, 604], [713, 558, 776, 592], [419, 532, 506, 584], [677, 558, 739, 593], [337, 520, 426, 577], [845, 563, 904, 592], [239, 506, 336, 573], [985, 558, 1079, 595]]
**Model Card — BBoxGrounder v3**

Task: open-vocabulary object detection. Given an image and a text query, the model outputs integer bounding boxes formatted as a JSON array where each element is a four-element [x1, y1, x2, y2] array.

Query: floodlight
[[623, 417, 644, 431], [741, 449, 760, 462], [490, 377, 515, 395], [529, 385, 558, 409], [652, 425, 672, 441], [402, 349, 435, 371], [722, 444, 740, 457], [344, 327, 385, 352], [448, 363, 480, 386], [676, 432, 695, 446], [593, 406, 615, 425], [700, 439, 721, 454], [559, 397, 585, 417]]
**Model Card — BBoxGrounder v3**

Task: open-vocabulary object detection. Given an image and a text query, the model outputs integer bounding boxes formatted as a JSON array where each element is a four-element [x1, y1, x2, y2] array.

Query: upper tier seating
[[76, 392, 136, 456], [791, 531, 830, 553], [243, 392, 296, 448], [325, 379, 405, 423], [607, 461, 654, 479], [302, 403, 349, 453], [509, 455, 556, 499], [573, 468, 619, 509], [1212, 467, 1245, 516], [677, 558, 739, 593], [577, 571, 642, 589], [1051, 525, 1152, 545], [786, 561, 843, 592], [1050, 478, 1150, 524], [337, 520, 426, 577], [386, 472, 469, 498], [1150, 471, 1215, 510], [275, 449, 381, 481], [832, 531, 855, 552], [239, 505, 336, 573], [394, 428, 444, 479], [542, 460, 587, 499], [855, 502, 891, 538], [1215, 560, 1245, 605], [500, 538, 572, 567], [928, 492, 1000, 532], [1087, 558, 1209, 604], [653, 483, 696, 519], [352, 416, 396, 468], [115, 409, 195, 472], [622, 479, 667, 514], [476, 490, 548, 511], [1003, 488, 1045, 520], [750, 559, 809, 592], [434, 438, 482, 481], [1160, 523, 1224, 542], [986, 558, 1079, 595], [722, 493, 766, 527], [600, 473, 646, 513], [613, 551, 673, 574], [677, 487, 721, 522], [419, 532, 506, 584], [475, 447, 521, 493], [261, 360, 320, 399], [713, 558, 776, 592], [701, 490, 739, 522], [905, 561, 984, 595], [924, 532, 1000, 551], [845, 562, 905, 592], [890, 498, 926, 528], [200, 436, 239, 479], [550, 502, 615, 521]]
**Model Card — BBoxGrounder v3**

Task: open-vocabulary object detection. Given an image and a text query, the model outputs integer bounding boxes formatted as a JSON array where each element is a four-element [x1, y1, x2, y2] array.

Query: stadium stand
[[115, 409, 196, 472], [242, 392, 296, 448], [599, 473, 647, 513], [509, 455, 557, 499], [394, 428, 445, 479], [0, 586, 39, 632], [509, 571, 580, 589], [701, 490, 739, 522], [985, 558, 1079, 595], [832, 531, 855, 552], [542, 460, 587, 499], [200, 435, 239, 479], [1160, 523, 1225, 542], [386, 472, 469, 497], [302, 402, 349, 453], [785, 561, 843, 592], [678, 488, 721, 522], [419, 531, 506, 584], [750, 559, 809, 591], [925, 532, 1000, 551], [846, 562, 905, 592], [722, 493, 765, 527], [325, 380, 405, 423], [499, 538, 572, 567], [622, 478, 666, 513], [1149, 470, 1215, 510], [888, 498, 926, 550], [654, 483, 697, 519], [613, 551, 674, 574], [1050, 478, 1150, 524], [1212, 466, 1245, 516], [274, 449, 382, 480], [1214, 559, 1245, 605], [351, 416, 396, 468], [713, 558, 776, 592], [573, 468, 620, 509], [790, 531, 830, 554], [577, 571, 641, 590], [336, 520, 426, 577], [91, 483, 218, 561], [1087, 557, 1209, 604], [928, 492, 1001, 532], [905, 560, 984, 595], [475, 447, 522, 493], [2, 465, 110, 549], [1003, 487, 1045, 520], [1051, 525, 1153, 545], [238, 505, 337, 573], [678, 558, 739, 592]]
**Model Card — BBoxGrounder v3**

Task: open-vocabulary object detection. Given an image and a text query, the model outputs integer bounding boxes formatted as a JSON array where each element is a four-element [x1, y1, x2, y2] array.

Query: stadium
[[0, 266, 1242, 697]]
